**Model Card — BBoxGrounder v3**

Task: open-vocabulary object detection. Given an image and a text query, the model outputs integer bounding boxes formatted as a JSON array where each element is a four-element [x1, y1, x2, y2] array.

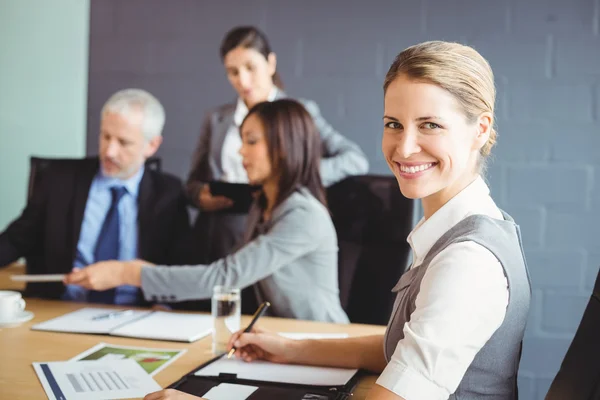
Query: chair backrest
[[28, 157, 59, 202], [28, 156, 162, 201], [545, 265, 600, 400], [326, 175, 417, 325]]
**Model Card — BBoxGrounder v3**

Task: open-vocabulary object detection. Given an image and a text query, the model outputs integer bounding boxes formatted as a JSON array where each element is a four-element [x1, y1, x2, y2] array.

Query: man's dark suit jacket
[[0, 158, 192, 300]]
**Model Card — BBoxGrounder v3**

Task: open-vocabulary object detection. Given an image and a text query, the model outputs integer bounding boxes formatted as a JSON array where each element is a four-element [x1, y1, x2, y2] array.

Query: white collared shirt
[[376, 176, 509, 400], [220, 88, 279, 183]]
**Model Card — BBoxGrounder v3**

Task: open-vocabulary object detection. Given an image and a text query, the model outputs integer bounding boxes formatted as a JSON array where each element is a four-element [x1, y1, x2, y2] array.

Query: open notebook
[[31, 308, 213, 342]]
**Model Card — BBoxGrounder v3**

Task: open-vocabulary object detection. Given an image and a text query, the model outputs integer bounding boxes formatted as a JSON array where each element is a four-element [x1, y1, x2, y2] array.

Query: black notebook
[[168, 354, 363, 400], [209, 181, 262, 214]]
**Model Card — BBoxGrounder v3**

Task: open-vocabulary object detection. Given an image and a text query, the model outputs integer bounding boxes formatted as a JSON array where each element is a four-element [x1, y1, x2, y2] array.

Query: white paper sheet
[[11, 274, 65, 282], [31, 308, 151, 334], [33, 359, 161, 400], [202, 383, 258, 400], [111, 311, 213, 342], [279, 332, 349, 340], [195, 357, 357, 386]]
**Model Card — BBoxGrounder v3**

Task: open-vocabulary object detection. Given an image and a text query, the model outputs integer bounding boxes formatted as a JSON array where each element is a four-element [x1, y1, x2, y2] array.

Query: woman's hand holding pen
[[226, 327, 297, 364]]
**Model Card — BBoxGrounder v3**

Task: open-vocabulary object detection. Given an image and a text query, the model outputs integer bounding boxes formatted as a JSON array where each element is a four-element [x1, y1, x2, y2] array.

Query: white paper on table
[[195, 357, 357, 386], [31, 308, 151, 334], [11, 274, 66, 282], [202, 383, 258, 400], [111, 311, 213, 342], [33, 359, 161, 400], [278, 332, 349, 340]]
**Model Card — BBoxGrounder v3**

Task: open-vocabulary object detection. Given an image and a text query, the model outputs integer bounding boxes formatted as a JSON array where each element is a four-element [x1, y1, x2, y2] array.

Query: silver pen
[[92, 310, 134, 321]]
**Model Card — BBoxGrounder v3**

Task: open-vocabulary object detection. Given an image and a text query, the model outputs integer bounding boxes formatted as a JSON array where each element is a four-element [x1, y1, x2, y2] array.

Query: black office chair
[[27, 157, 59, 200], [326, 175, 417, 325], [545, 265, 600, 400], [28, 156, 162, 200]]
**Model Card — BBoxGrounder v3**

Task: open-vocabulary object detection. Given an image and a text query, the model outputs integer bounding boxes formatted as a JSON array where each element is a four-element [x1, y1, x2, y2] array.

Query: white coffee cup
[[0, 291, 26, 321]]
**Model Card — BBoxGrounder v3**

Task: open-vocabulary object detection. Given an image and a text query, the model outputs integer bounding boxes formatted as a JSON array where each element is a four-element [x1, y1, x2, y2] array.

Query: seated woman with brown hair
[[65, 99, 349, 324]]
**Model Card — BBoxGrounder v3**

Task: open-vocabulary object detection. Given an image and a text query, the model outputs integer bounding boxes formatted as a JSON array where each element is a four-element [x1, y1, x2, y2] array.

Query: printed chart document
[[32, 308, 213, 342], [33, 359, 161, 400], [70, 342, 187, 376], [202, 383, 258, 400], [195, 357, 358, 386]]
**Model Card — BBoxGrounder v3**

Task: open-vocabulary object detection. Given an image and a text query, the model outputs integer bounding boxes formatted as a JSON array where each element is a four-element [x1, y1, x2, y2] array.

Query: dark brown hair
[[220, 26, 284, 89], [242, 99, 325, 209]]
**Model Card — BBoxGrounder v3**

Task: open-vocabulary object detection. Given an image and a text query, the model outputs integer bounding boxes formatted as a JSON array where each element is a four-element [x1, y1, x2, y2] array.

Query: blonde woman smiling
[[142, 41, 531, 400]]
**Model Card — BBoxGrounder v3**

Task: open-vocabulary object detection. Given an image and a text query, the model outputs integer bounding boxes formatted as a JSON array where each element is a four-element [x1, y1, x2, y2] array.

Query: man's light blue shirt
[[63, 166, 144, 305]]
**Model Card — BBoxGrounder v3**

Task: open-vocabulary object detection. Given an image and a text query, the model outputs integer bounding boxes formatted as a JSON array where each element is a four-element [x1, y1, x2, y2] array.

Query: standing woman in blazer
[[186, 26, 369, 263]]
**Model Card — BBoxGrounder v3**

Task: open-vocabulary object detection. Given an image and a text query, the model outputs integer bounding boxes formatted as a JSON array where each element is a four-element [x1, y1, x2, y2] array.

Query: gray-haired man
[[0, 89, 191, 305]]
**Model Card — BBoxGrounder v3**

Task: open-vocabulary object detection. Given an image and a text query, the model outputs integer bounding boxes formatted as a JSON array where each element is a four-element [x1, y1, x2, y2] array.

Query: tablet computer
[[209, 181, 261, 214]]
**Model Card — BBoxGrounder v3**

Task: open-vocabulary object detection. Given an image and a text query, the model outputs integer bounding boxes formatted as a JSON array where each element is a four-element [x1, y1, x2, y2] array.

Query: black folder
[[209, 181, 261, 214], [168, 354, 364, 399]]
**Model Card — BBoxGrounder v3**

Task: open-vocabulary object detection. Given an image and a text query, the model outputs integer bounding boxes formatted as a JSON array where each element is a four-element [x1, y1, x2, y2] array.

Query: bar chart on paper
[[65, 369, 130, 393], [33, 359, 161, 400]]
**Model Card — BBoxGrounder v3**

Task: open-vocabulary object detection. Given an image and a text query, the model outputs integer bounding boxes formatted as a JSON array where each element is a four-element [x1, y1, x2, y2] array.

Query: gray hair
[[101, 89, 165, 140]]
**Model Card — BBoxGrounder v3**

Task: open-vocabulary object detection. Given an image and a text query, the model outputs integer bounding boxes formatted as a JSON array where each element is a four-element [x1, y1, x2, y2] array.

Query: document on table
[[31, 307, 151, 335], [202, 383, 258, 400], [33, 359, 161, 400], [31, 308, 212, 342], [70, 342, 187, 376], [194, 356, 358, 386], [111, 311, 212, 342]]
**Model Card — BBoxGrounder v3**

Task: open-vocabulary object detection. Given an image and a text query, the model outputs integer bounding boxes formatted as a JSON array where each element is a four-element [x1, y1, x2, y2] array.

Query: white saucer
[[0, 310, 34, 327]]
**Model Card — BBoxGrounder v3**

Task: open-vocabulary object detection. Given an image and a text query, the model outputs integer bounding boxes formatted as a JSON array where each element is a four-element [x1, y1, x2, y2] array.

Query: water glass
[[211, 286, 241, 355]]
